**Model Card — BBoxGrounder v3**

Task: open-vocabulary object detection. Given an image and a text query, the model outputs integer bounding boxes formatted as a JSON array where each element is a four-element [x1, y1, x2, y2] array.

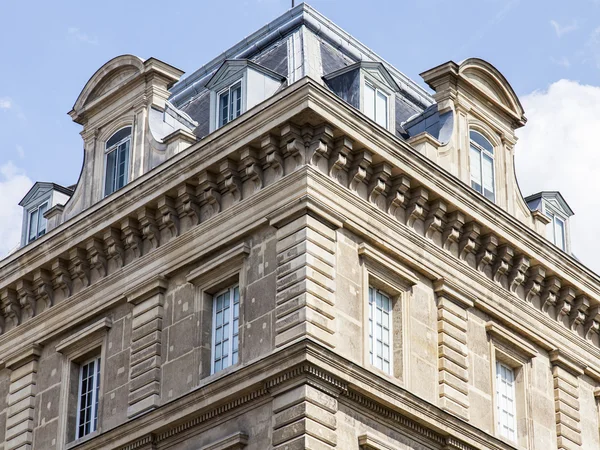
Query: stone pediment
[[323, 61, 400, 93], [87, 66, 140, 104], [205, 59, 285, 91], [18, 182, 72, 208]]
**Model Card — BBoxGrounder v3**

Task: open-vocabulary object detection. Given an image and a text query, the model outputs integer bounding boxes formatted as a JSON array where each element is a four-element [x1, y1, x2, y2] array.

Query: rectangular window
[[212, 285, 240, 373], [363, 82, 388, 128], [496, 362, 517, 442], [218, 81, 242, 128], [104, 139, 130, 197], [545, 212, 566, 251], [368, 287, 392, 374], [27, 202, 48, 243], [470, 145, 495, 202], [76, 356, 101, 439]]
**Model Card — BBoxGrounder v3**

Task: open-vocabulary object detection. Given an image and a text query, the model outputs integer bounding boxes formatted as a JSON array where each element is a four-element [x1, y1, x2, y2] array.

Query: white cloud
[[0, 162, 32, 259], [550, 19, 578, 38], [0, 97, 12, 109], [68, 27, 99, 45], [16, 145, 24, 159], [515, 80, 600, 274], [550, 56, 571, 68]]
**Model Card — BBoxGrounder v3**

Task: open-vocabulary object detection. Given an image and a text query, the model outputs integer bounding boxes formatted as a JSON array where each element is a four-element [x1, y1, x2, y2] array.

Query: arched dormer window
[[104, 127, 131, 197], [469, 130, 495, 202]]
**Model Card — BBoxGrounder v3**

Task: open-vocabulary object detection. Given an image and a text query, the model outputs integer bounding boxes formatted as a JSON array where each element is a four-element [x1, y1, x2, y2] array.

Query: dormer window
[[324, 61, 399, 133], [525, 191, 574, 254], [104, 127, 131, 197], [206, 59, 286, 132], [27, 202, 48, 243], [218, 81, 242, 128], [546, 212, 566, 251], [469, 130, 495, 202]]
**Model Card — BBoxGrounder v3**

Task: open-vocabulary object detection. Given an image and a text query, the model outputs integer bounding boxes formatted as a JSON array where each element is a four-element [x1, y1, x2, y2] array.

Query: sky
[[1, 0, 599, 272]]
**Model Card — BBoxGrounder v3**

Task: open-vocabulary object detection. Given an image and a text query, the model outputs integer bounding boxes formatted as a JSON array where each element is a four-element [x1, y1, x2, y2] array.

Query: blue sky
[[1, 0, 600, 270]]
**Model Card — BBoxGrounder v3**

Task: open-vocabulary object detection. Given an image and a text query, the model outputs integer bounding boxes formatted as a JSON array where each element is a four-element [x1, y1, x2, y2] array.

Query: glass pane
[[115, 141, 129, 190], [106, 127, 131, 148], [555, 217, 565, 250], [105, 149, 117, 196], [37, 203, 48, 237], [28, 209, 38, 242], [364, 83, 375, 122], [470, 146, 482, 194], [219, 91, 229, 126], [546, 213, 555, 243], [231, 82, 242, 120], [469, 131, 493, 154], [482, 153, 495, 202], [376, 90, 387, 128]]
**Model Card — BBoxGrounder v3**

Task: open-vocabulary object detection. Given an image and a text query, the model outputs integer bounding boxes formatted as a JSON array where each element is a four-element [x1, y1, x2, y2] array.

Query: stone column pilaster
[[4, 344, 42, 450], [272, 383, 338, 450], [273, 214, 337, 349], [550, 350, 585, 449], [434, 279, 473, 420], [125, 276, 168, 418]]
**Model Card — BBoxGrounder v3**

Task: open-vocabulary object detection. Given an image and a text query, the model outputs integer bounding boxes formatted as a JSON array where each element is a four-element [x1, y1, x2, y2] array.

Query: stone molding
[[485, 321, 537, 360], [200, 432, 249, 450], [357, 242, 419, 287], [55, 317, 112, 355], [186, 243, 250, 286]]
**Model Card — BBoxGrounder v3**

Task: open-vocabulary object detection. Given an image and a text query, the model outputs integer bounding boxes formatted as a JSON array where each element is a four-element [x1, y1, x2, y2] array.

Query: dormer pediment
[[324, 61, 400, 93], [19, 182, 73, 208], [525, 191, 574, 218], [206, 59, 286, 91]]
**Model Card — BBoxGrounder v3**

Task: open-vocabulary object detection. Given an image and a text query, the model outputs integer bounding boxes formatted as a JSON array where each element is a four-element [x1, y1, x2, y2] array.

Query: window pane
[[375, 90, 388, 128], [106, 127, 131, 148], [470, 146, 482, 194], [482, 153, 495, 202], [469, 131, 493, 154], [368, 288, 392, 375], [77, 357, 100, 439], [555, 217, 565, 250], [545, 213, 555, 243], [219, 91, 229, 126], [364, 83, 375, 122], [37, 203, 48, 237], [231, 83, 242, 120], [496, 362, 517, 441], [105, 149, 117, 196], [115, 141, 129, 190], [28, 209, 38, 242]]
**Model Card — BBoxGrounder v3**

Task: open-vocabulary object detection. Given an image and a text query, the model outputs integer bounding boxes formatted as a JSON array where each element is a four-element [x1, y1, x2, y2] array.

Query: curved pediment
[[458, 58, 525, 124], [70, 55, 144, 122]]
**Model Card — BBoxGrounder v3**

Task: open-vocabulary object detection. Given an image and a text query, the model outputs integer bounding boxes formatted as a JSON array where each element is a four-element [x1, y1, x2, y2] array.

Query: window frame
[[544, 209, 567, 251], [103, 126, 132, 198], [368, 286, 393, 375], [469, 130, 496, 203], [75, 355, 102, 440], [216, 80, 243, 129], [495, 361, 517, 442], [211, 284, 240, 374], [26, 201, 49, 244], [361, 73, 392, 130]]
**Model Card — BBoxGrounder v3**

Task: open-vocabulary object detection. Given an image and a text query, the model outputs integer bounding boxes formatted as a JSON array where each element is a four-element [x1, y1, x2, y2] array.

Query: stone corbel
[[458, 222, 481, 261], [424, 199, 447, 239], [348, 150, 373, 192], [508, 255, 530, 293], [367, 163, 392, 205], [569, 295, 590, 331], [555, 286, 576, 321], [157, 195, 180, 239], [476, 234, 498, 272], [441, 210, 464, 250], [197, 171, 221, 219], [33, 268, 54, 312], [540, 276, 562, 312], [0, 288, 20, 332], [524, 265, 545, 302], [176, 183, 201, 226], [104, 227, 125, 269], [386, 175, 411, 216], [86, 237, 107, 279], [492, 244, 514, 283], [281, 123, 305, 165], [584, 306, 600, 340], [307, 124, 333, 166], [16, 279, 36, 321], [220, 159, 242, 203], [240, 147, 263, 194], [137, 207, 160, 250], [121, 217, 143, 259], [329, 137, 351, 180], [51, 258, 72, 298], [262, 134, 283, 179], [406, 187, 429, 228]]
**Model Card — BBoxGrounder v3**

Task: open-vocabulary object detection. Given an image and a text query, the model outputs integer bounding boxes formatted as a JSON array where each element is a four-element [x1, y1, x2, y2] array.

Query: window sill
[[66, 430, 99, 449]]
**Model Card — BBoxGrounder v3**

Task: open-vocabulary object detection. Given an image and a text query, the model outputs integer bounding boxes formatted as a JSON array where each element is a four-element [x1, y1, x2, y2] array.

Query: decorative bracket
[[0, 288, 20, 332], [569, 295, 589, 331], [220, 159, 242, 204], [458, 222, 481, 260], [367, 163, 392, 205], [492, 244, 514, 283], [137, 207, 160, 250], [104, 227, 125, 269], [476, 234, 498, 272], [540, 276, 562, 312], [157, 195, 180, 239], [524, 265, 545, 302], [121, 217, 143, 259], [424, 199, 447, 239], [386, 175, 411, 216], [329, 137, 351, 181], [262, 134, 283, 180], [33, 268, 54, 312], [406, 187, 429, 228], [442, 210, 464, 250], [281, 124, 305, 165], [508, 255, 530, 293], [240, 147, 263, 194], [307, 124, 334, 166], [16, 279, 36, 321], [197, 171, 221, 220], [51, 258, 72, 298], [349, 150, 373, 192], [556, 287, 576, 322], [176, 183, 201, 226], [584, 306, 600, 340]]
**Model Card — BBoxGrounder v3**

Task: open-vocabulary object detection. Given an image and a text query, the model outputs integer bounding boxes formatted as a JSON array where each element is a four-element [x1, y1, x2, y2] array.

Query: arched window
[[104, 127, 131, 197], [469, 130, 495, 202]]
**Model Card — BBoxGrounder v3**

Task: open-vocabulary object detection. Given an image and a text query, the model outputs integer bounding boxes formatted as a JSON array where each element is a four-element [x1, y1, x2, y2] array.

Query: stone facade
[[2, 4, 600, 450]]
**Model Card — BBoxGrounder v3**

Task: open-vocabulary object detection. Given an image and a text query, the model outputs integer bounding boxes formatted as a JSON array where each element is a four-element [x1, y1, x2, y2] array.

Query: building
[[1, 3, 599, 449]]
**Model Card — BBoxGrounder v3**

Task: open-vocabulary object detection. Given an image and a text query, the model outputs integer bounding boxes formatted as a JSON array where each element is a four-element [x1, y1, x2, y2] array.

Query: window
[[104, 127, 131, 197], [469, 131, 495, 202], [495, 361, 517, 442], [212, 285, 240, 373], [364, 82, 388, 128], [76, 356, 101, 439], [368, 287, 392, 374], [218, 81, 242, 128], [27, 202, 48, 243], [545, 212, 566, 250]]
